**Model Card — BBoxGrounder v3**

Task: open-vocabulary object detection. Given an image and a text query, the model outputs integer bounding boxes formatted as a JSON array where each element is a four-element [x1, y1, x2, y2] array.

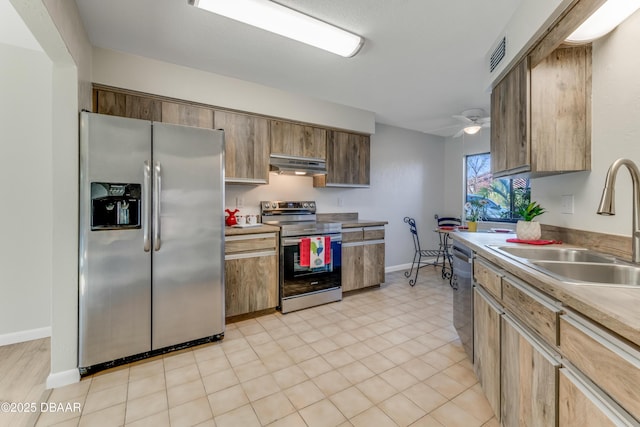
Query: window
[[465, 153, 530, 222]]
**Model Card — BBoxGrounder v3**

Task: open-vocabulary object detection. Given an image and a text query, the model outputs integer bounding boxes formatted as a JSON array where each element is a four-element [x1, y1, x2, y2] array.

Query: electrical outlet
[[236, 197, 244, 208], [561, 194, 574, 214]]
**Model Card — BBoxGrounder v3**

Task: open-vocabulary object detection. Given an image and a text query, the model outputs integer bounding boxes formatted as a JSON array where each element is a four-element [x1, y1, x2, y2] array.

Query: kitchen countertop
[[224, 224, 280, 236], [452, 231, 640, 349], [341, 220, 388, 228]]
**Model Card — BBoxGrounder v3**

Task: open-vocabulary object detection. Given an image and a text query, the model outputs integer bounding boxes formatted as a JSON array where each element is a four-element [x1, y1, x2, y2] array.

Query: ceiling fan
[[452, 108, 491, 138]]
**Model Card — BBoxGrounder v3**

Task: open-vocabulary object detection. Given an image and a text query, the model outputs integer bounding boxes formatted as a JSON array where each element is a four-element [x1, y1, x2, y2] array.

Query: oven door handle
[[282, 236, 342, 246]]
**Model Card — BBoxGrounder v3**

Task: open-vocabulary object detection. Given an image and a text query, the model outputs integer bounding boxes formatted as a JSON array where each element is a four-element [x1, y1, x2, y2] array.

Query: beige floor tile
[[299, 399, 346, 427], [322, 348, 357, 369], [48, 379, 91, 403], [241, 374, 281, 401], [260, 352, 296, 372], [88, 368, 129, 393], [400, 358, 439, 381], [312, 370, 352, 396], [202, 369, 239, 394], [207, 383, 249, 416], [355, 375, 397, 404], [379, 366, 419, 391], [165, 363, 201, 388], [246, 331, 272, 347], [349, 406, 397, 427], [424, 372, 468, 399], [214, 403, 261, 427], [420, 350, 457, 370], [78, 402, 125, 427], [124, 390, 168, 424], [298, 356, 333, 378], [277, 335, 305, 351], [168, 396, 213, 427], [251, 391, 296, 425], [331, 332, 359, 348], [482, 417, 500, 426], [128, 359, 164, 383], [226, 347, 259, 368], [197, 354, 231, 377], [409, 414, 445, 427], [284, 380, 325, 409], [378, 393, 426, 426], [298, 329, 326, 345], [192, 342, 225, 363], [286, 344, 319, 364], [310, 337, 340, 355], [163, 350, 196, 372], [380, 346, 414, 365], [167, 378, 206, 408], [82, 382, 127, 414], [127, 373, 165, 401], [266, 412, 307, 427], [442, 361, 478, 388], [338, 361, 375, 384], [319, 324, 344, 338], [359, 353, 395, 374], [272, 365, 309, 389], [125, 409, 170, 427], [402, 382, 448, 413], [343, 341, 377, 359], [430, 401, 484, 427], [349, 326, 377, 341], [39, 417, 80, 427], [233, 359, 269, 382], [252, 340, 284, 359], [329, 386, 373, 419], [220, 336, 251, 355], [451, 387, 494, 424]]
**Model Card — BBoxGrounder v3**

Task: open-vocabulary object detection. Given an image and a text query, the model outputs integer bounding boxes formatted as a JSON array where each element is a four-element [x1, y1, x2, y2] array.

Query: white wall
[[92, 48, 375, 135], [0, 43, 52, 342], [533, 9, 640, 238], [226, 124, 446, 268]]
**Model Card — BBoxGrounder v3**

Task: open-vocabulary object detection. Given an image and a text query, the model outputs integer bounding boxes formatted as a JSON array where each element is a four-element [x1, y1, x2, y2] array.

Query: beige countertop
[[451, 231, 640, 348], [224, 224, 280, 236], [341, 220, 388, 228]]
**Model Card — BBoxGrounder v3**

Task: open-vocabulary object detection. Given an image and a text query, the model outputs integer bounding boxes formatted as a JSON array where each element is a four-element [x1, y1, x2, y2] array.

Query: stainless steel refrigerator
[[79, 112, 225, 370]]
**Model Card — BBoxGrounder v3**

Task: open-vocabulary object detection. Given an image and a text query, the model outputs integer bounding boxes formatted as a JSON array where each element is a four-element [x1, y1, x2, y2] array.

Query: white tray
[[231, 223, 262, 228]]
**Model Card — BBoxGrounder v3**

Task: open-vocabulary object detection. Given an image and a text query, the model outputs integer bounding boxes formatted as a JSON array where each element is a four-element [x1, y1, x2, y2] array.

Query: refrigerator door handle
[[153, 161, 162, 251], [143, 161, 151, 252]]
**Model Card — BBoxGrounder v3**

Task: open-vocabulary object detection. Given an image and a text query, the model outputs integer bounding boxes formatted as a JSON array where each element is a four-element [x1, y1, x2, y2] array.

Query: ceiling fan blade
[[453, 129, 464, 138], [452, 115, 473, 124], [482, 122, 491, 128], [479, 117, 491, 124]]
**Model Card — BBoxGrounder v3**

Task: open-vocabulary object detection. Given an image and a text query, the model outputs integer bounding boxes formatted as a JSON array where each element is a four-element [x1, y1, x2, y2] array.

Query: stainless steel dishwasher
[[452, 241, 474, 360]]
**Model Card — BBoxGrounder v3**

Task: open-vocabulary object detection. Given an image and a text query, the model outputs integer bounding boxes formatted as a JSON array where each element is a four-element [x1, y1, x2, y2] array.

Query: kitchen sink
[[531, 261, 640, 287], [491, 245, 616, 263]]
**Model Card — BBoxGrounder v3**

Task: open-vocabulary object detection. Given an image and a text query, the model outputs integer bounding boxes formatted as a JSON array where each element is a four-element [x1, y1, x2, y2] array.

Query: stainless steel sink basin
[[531, 261, 640, 287], [492, 246, 616, 263]]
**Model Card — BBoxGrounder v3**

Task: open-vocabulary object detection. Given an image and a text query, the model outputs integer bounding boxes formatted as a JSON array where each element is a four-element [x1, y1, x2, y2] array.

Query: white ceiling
[[74, 0, 521, 136]]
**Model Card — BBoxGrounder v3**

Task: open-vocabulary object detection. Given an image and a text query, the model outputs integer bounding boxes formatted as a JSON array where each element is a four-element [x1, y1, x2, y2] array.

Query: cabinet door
[[315, 131, 370, 187], [214, 110, 270, 184], [474, 286, 502, 420], [558, 367, 636, 427], [530, 46, 591, 173], [95, 89, 161, 121], [225, 253, 278, 317], [161, 102, 213, 128], [363, 242, 385, 287], [342, 244, 364, 292], [501, 315, 559, 427], [490, 57, 530, 177], [270, 120, 326, 159]]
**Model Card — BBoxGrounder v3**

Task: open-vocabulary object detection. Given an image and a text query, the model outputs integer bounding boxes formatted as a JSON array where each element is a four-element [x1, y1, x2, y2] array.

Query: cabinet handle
[[225, 250, 277, 260]]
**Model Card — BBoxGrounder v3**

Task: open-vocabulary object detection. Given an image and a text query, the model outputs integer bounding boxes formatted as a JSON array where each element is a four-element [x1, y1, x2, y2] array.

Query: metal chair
[[403, 216, 446, 286]]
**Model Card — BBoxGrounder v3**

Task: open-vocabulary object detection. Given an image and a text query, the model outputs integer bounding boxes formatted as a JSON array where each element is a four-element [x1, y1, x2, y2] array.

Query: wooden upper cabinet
[[214, 110, 270, 184], [491, 57, 530, 176], [270, 120, 326, 159], [95, 89, 161, 121], [314, 130, 370, 187], [490, 45, 591, 178], [161, 102, 213, 128]]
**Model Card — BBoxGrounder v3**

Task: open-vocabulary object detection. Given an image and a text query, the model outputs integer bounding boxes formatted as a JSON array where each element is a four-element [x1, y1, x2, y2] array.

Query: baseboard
[[385, 263, 412, 273], [0, 326, 51, 346], [46, 368, 80, 389]]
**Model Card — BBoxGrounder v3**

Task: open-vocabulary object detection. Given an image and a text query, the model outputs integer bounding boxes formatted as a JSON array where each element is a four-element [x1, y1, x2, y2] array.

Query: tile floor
[[33, 269, 497, 427]]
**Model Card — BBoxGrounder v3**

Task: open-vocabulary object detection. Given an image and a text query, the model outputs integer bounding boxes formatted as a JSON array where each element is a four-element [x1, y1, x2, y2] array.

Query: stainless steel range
[[261, 201, 342, 313]]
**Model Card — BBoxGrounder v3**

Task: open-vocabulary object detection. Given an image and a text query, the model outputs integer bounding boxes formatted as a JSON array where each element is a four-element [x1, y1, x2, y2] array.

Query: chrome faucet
[[597, 158, 640, 263]]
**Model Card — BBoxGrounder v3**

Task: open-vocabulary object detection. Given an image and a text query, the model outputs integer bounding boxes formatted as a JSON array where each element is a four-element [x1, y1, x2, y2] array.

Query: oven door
[[281, 235, 342, 298]]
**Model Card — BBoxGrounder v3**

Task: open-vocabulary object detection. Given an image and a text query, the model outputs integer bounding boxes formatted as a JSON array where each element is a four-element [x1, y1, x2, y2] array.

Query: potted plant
[[464, 198, 487, 232], [516, 201, 546, 240]]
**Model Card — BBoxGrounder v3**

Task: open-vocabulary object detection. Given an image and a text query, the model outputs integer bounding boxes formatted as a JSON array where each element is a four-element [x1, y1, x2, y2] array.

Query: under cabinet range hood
[[269, 154, 327, 176]]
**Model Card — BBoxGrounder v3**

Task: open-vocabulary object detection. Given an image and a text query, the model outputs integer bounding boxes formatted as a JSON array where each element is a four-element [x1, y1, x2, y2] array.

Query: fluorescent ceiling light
[[464, 125, 482, 135], [566, 0, 640, 43], [189, 0, 364, 57]]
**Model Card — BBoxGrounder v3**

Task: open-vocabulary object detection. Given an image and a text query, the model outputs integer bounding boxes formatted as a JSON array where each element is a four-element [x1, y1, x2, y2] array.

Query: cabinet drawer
[[502, 275, 560, 346], [474, 258, 503, 300], [342, 228, 364, 243], [560, 312, 640, 421], [363, 226, 385, 240], [225, 233, 277, 256]]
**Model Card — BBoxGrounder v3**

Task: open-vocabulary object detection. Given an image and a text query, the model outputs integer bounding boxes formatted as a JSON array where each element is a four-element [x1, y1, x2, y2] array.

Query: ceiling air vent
[[489, 36, 506, 73]]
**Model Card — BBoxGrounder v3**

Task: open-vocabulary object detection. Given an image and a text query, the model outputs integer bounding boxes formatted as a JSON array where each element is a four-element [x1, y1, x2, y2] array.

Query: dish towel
[[299, 236, 331, 267]]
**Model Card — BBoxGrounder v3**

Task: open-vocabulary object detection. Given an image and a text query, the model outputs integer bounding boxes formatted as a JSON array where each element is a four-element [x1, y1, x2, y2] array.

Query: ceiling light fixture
[[463, 125, 482, 135], [188, 0, 364, 57], [566, 0, 640, 43]]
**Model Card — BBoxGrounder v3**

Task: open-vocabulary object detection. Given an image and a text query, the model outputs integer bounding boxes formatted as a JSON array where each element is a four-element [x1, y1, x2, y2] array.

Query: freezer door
[[79, 112, 152, 367], [151, 123, 225, 350]]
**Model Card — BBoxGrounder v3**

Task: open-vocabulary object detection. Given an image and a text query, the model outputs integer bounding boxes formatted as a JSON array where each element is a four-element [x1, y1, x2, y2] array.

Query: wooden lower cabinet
[[224, 233, 278, 317], [342, 244, 364, 292], [341, 226, 385, 293], [473, 286, 502, 420], [501, 314, 559, 427], [558, 367, 637, 426], [363, 242, 385, 286]]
